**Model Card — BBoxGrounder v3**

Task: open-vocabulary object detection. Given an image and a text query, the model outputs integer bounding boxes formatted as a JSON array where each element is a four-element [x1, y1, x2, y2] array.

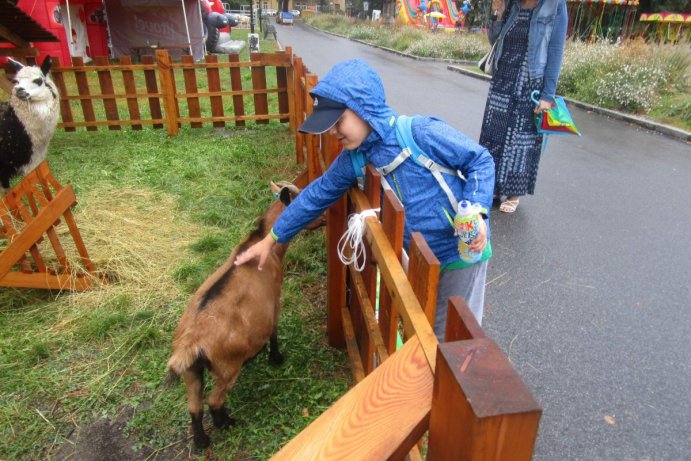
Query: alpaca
[[0, 56, 59, 195]]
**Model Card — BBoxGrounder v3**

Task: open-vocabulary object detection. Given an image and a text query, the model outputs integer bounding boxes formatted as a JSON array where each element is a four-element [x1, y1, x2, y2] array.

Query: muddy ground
[[53, 407, 194, 461]]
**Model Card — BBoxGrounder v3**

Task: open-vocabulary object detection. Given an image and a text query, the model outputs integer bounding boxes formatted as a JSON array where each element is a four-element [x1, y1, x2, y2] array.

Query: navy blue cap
[[298, 94, 347, 134]]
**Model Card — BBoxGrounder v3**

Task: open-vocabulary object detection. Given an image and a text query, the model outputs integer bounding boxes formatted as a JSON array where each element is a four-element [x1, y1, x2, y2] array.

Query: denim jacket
[[489, 0, 568, 103]]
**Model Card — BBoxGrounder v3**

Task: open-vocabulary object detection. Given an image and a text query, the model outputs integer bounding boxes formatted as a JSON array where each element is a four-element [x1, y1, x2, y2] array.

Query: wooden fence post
[[326, 133, 346, 349], [71, 56, 97, 131], [304, 74, 319, 183], [379, 189, 405, 353], [284, 47, 296, 132], [50, 57, 75, 132], [156, 50, 179, 136], [293, 56, 306, 165], [358, 165, 381, 373], [205, 54, 225, 128], [326, 195, 347, 350], [227, 54, 246, 127], [407, 232, 440, 338], [427, 298, 541, 461], [181, 55, 201, 128], [250, 52, 269, 125], [94, 56, 121, 130], [141, 55, 164, 129], [119, 56, 142, 130], [445, 296, 485, 342]]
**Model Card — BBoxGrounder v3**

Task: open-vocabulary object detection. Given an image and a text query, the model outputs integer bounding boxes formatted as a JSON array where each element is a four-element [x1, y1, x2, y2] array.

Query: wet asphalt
[[273, 22, 691, 461]]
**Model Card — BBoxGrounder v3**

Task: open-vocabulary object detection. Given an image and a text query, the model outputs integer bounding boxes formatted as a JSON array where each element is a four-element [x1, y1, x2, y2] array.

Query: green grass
[[0, 123, 351, 459]]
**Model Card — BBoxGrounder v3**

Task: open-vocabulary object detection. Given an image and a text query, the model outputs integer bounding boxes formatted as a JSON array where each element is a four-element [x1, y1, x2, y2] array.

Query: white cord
[[337, 209, 379, 272]]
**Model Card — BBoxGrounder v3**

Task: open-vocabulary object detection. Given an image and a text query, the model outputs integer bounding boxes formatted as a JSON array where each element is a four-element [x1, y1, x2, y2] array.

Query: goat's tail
[[166, 344, 204, 380]]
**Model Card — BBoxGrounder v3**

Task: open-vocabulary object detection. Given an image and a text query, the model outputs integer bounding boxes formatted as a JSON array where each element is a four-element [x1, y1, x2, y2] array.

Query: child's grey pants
[[433, 260, 488, 342]]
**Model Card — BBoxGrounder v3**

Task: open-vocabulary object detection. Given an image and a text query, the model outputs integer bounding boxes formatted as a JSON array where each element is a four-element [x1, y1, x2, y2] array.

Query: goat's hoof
[[193, 432, 210, 449], [269, 351, 284, 366], [210, 406, 235, 429]]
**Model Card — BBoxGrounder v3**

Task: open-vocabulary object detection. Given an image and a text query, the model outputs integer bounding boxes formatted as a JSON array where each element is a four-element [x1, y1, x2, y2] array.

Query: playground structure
[[639, 12, 690, 43], [567, 0, 639, 42], [396, 0, 462, 30], [0, 48, 543, 458]]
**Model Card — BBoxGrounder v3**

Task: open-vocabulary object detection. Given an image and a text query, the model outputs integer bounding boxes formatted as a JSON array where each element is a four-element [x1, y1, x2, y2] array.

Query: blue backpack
[[349, 115, 467, 217]]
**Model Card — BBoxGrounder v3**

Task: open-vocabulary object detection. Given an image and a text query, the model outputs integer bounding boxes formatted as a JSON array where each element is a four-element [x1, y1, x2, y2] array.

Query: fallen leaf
[[604, 415, 615, 425], [302, 408, 310, 417]]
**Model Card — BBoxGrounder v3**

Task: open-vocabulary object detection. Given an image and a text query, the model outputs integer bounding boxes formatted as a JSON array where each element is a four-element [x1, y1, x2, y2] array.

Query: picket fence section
[[50, 50, 295, 135]]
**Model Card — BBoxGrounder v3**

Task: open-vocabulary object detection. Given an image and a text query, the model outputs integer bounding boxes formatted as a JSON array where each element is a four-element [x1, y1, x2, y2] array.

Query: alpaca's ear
[[40, 56, 53, 76], [7, 58, 24, 72]]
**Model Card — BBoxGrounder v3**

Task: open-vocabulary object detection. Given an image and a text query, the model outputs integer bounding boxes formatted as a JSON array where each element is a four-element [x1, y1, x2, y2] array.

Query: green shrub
[[560, 39, 690, 114], [405, 33, 487, 60], [349, 24, 385, 41], [383, 26, 426, 51]]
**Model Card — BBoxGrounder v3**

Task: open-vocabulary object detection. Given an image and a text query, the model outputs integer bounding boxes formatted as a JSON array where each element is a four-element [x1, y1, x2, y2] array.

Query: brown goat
[[167, 181, 323, 448]]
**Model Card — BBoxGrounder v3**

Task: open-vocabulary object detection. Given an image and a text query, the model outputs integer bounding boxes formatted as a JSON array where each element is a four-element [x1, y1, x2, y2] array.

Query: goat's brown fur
[[167, 181, 323, 448]]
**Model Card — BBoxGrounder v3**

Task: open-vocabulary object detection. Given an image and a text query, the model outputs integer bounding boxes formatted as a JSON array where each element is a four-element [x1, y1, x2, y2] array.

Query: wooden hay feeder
[[0, 161, 99, 291]]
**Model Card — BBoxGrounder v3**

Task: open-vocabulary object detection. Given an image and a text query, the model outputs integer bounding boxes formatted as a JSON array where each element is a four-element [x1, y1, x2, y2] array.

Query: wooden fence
[[49, 49, 296, 136]]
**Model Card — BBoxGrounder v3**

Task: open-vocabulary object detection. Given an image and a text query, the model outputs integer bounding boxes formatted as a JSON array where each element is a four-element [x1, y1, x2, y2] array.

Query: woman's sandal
[[499, 199, 520, 213]]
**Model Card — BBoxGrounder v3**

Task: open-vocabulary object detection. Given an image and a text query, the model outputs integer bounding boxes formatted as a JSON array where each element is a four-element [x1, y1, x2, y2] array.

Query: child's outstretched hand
[[468, 217, 488, 253], [234, 234, 276, 270]]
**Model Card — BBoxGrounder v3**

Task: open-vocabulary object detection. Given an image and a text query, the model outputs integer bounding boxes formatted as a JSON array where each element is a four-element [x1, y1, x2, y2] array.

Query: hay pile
[[2, 185, 206, 311]]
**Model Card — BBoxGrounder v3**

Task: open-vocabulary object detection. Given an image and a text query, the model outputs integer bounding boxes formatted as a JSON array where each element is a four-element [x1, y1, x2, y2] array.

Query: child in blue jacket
[[236, 59, 495, 341]]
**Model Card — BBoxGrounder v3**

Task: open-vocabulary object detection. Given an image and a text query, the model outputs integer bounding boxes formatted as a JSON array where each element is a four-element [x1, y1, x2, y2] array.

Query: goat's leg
[[207, 361, 240, 430], [182, 365, 209, 449], [269, 302, 284, 365], [268, 331, 284, 365]]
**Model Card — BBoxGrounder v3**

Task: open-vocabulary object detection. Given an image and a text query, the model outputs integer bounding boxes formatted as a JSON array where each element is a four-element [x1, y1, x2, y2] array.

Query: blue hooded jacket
[[272, 60, 495, 267]]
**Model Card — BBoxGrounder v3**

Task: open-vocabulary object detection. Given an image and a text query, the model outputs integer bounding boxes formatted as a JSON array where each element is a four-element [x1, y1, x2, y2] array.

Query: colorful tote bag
[[531, 90, 581, 136]]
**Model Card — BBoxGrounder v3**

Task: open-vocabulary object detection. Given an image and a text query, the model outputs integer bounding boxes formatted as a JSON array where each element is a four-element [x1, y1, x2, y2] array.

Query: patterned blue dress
[[480, 8, 544, 197]]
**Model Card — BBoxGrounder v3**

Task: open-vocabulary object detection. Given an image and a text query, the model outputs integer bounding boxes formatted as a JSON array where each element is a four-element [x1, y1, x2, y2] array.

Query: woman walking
[[480, 0, 568, 213]]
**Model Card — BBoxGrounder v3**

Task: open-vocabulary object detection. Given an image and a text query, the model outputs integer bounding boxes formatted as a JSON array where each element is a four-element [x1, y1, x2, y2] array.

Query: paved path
[[275, 22, 691, 461]]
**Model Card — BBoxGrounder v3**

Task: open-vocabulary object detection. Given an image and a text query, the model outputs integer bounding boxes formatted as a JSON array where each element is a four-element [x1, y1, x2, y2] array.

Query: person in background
[[480, 0, 568, 213], [430, 15, 439, 32], [235, 59, 495, 341]]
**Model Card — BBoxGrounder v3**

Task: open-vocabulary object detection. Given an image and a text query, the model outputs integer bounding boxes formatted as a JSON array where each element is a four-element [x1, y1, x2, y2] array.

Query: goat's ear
[[7, 58, 24, 72], [279, 187, 292, 206], [40, 56, 53, 76]]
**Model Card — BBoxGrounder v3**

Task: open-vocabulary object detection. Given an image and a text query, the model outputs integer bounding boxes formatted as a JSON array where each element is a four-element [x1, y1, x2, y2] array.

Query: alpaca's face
[[12, 66, 57, 103]]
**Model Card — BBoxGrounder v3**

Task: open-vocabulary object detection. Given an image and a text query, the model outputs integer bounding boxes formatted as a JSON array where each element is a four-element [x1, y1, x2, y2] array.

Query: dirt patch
[[53, 407, 191, 461]]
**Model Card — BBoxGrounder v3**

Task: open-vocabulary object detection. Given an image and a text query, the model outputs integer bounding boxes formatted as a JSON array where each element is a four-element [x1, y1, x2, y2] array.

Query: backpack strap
[[349, 149, 367, 190], [376, 115, 465, 212]]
